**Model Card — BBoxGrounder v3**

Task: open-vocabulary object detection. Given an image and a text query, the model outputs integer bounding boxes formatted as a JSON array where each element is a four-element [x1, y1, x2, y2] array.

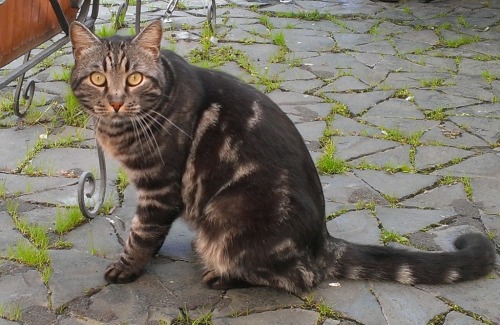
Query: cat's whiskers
[[145, 110, 192, 139], [133, 115, 166, 166], [129, 117, 148, 160]]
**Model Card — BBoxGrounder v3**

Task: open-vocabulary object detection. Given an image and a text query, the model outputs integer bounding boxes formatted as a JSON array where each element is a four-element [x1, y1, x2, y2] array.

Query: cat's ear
[[69, 21, 101, 61], [132, 20, 162, 60]]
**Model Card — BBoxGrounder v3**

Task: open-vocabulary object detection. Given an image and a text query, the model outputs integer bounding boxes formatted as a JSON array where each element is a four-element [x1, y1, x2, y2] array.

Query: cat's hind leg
[[202, 269, 252, 290]]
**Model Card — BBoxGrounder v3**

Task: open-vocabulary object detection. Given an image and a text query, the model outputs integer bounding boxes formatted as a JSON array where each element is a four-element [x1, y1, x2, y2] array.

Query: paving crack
[[105, 216, 125, 247]]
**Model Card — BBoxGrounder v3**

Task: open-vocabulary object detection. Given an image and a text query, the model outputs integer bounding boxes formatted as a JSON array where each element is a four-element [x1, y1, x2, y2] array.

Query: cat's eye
[[90, 72, 106, 86], [126, 72, 143, 86]]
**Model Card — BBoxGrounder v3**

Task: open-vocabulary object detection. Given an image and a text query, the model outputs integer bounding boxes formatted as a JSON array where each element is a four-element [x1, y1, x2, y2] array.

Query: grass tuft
[[54, 207, 85, 234], [317, 139, 350, 175], [381, 230, 409, 245], [7, 240, 50, 269]]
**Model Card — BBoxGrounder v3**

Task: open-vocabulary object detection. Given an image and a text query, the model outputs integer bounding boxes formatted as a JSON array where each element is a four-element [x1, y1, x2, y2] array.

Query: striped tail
[[325, 232, 496, 285]]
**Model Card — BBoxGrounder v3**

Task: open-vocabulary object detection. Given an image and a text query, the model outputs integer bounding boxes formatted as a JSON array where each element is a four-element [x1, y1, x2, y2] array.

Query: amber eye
[[89, 72, 106, 86], [126, 72, 143, 86]]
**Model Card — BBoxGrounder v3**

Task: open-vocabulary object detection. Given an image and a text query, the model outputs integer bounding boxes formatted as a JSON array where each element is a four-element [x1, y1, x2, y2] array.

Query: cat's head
[[69, 20, 166, 120]]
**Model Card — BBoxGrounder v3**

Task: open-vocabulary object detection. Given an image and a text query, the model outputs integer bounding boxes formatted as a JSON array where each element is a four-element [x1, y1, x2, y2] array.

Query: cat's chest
[[95, 124, 137, 160]]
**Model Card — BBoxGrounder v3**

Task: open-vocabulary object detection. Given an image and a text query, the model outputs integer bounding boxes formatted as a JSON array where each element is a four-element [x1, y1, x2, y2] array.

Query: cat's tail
[[323, 232, 497, 285]]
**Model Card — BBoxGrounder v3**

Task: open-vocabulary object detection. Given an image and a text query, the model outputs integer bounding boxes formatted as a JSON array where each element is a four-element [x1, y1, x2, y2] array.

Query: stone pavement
[[1, 0, 500, 324]]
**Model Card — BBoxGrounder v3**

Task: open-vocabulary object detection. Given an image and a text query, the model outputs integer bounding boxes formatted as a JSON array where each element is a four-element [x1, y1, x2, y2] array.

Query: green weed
[[0, 179, 6, 199], [437, 22, 452, 30], [0, 303, 22, 321], [382, 194, 399, 208], [317, 139, 350, 175], [442, 36, 479, 48], [276, 10, 327, 21], [380, 128, 423, 146], [457, 15, 471, 28], [381, 230, 409, 245], [95, 24, 116, 38], [100, 194, 116, 215], [13, 219, 49, 249], [481, 70, 497, 83], [419, 78, 447, 88], [116, 168, 129, 195], [59, 91, 87, 127], [439, 176, 473, 200], [7, 240, 50, 270], [368, 22, 380, 35], [424, 107, 447, 120], [259, 15, 274, 30], [54, 207, 85, 234], [269, 47, 288, 64], [171, 309, 213, 325], [355, 199, 376, 213], [272, 31, 286, 47], [394, 88, 413, 100], [51, 67, 72, 82], [402, 6, 412, 15]]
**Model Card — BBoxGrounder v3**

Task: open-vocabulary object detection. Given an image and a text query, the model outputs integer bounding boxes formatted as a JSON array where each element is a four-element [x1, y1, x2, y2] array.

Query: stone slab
[[0, 267, 48, 310], [315, 280, 386, 325], [0, 174, 76, 198], [0, 126, 47, 172], [414, 146, 474, 171], [0, 212, 23, 256], [360, 117, 439, 135], [295, 121, 326, 143], [448, 115, 500, 145], [402, 183, 469, 210], [411, 89, 482, 111], [333, 136, 399, 160], [323, 91, 394, 116], [330, 116, 383, 138], [214, 309, 319, 325], [64, 216, 124, 259], [371, 282, 449, 325], [376, 207, 455, 235], [420, 122, 488, 148], [48, 250, 110, 309], [326, 210, 381, 246], [418, 277, 500, 321], [350, 145, 412, 169], [364, 98, 424, 119], [431, 153, 500, 179], [320, 174, 388, 205], [482, 214, 500, 247], [213, 287, 302, 318], [354, 170, 439, 199], [443, 311, 483, 325]]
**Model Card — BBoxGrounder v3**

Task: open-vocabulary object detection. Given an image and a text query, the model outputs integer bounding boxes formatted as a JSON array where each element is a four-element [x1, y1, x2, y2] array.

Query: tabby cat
[[69, 20, 496, 294]]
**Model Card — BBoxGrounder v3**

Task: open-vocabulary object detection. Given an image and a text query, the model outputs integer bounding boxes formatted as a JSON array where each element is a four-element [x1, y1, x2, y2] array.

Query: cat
[[69, 20, 496, 295]]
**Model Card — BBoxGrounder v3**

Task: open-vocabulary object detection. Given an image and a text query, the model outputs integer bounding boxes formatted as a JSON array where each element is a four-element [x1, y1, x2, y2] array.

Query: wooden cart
[[0, 0, 99, 116]]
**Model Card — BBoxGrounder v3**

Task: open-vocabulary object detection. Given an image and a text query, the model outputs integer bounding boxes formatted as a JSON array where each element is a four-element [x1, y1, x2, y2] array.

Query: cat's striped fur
[[69, 20, 496, 294]]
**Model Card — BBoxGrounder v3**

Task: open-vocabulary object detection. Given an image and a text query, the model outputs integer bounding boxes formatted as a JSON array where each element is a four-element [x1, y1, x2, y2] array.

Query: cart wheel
[[207, 0, 216, 33]]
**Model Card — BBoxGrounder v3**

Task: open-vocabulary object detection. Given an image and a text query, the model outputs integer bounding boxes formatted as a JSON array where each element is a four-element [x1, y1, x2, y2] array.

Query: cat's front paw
[[104, 260, 142, 284]]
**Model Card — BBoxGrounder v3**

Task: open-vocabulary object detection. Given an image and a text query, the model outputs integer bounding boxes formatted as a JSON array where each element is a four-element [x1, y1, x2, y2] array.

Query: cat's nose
[[109, 102, 124, 112]]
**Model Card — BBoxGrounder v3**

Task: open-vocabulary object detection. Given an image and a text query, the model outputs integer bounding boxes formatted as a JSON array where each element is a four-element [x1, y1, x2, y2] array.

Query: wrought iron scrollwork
[[78, 141, 107, 219], [12, 51, 35, 118], [164, 0, 180, 23], [207, 0, 216, 32]]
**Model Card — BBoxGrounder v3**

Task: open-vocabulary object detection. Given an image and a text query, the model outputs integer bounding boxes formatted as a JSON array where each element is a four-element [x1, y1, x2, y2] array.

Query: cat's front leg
[[105, 202, 181, 283]]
